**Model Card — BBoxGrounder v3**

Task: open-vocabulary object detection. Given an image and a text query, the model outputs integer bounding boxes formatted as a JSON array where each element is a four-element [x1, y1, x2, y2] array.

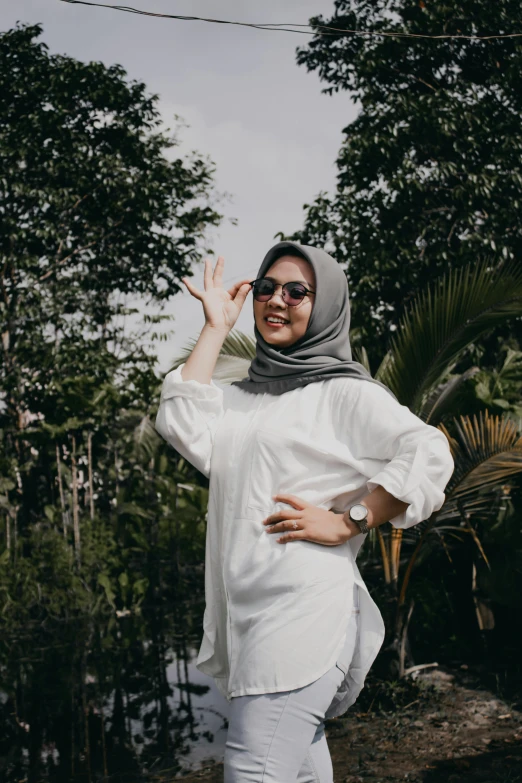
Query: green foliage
[[0, 21, 222, 431], [372, 257, 522, 411], [475, 490, 522, 610], [285, 0, 522, 368], [0, 447, 209, 626], [0, 23, 223, 778], [0, 22, 215, 628]]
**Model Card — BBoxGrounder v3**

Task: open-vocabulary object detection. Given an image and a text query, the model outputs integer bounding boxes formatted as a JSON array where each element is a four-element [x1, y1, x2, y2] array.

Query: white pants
[[224, 587, 360, 782]]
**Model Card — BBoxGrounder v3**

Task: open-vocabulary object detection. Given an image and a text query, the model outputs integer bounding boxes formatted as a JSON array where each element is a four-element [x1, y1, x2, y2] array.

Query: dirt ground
[[179, 666, 522, 782]]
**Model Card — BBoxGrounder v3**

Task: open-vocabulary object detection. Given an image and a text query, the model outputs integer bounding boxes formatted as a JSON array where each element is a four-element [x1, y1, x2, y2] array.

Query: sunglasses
[[249, 278, 316, 306]]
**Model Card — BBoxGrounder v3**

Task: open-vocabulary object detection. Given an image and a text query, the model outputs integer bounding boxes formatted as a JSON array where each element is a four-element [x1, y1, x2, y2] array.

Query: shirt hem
[[225, 631, 350, 699]]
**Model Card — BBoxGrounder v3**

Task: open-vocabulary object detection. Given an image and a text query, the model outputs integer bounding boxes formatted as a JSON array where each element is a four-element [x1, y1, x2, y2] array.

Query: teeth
[[266, 317, 288, 324]]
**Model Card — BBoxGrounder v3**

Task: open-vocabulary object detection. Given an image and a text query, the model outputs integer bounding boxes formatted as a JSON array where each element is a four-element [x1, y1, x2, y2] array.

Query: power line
[[223, 265, 259, 286], [59, 1, 522, 41]]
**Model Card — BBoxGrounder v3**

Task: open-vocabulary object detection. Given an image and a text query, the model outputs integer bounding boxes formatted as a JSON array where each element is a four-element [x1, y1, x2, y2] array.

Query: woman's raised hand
[[181, 256, 252, 334]]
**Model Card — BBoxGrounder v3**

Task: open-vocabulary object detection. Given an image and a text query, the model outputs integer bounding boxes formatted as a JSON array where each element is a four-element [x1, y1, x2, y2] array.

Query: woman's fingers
[[233, 282, 252, 309], [266, 519, 303, 534], [227, 279, 250, 296], [228, 279, 252, 309], [213, 256, 225, 287], [181, 276, 201, 300], [276, 530, 307, 544], [184, 261, 250, 311], [203, 257, 213, 290], [263, 510, 302, 527], [273, 493, 309, 510]]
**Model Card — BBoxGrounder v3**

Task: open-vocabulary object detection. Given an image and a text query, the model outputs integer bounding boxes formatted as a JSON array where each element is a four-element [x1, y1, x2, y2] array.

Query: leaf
[[376, 259, 522, 411], [169, 329, 256, 375], [117, 503, 155, 520], [132, 578, 148, 597], [440, 410, 522, 509], [97, 573, 116, 609], [212, 355, 252, 384], [133, 415, 160, 461]]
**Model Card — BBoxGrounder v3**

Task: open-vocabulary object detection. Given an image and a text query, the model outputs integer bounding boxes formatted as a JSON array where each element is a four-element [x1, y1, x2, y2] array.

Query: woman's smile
[[264, 313, 291, 328]]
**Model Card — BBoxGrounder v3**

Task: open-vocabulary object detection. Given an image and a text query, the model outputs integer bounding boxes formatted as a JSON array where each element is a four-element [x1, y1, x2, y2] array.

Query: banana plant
[[173, 258, 522, 675]]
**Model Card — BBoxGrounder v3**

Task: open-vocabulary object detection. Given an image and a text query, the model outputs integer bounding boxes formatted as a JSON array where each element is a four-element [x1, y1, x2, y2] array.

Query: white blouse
[[154, 364, 454, 718]]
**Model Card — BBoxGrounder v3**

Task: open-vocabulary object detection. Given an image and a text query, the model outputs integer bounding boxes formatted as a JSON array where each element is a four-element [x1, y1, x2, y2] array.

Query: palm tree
[[169, 328, 255, 384], [372, 258, 522, 674], [172, 258, 522, 676]]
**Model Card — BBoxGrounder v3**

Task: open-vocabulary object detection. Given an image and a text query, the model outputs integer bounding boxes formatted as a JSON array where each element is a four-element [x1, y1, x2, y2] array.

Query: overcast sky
[[2, 1, 357, 373]]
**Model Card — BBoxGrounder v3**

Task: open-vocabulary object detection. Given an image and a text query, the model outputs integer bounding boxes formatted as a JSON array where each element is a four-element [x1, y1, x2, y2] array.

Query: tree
[[0, 23, 222, 538], [284, 0, 522, 369], [0, 22, 222, 428]]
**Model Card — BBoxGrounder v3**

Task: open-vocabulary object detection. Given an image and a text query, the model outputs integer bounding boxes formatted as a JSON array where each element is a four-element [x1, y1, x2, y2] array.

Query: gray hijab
[[231, 240, 398, 400]]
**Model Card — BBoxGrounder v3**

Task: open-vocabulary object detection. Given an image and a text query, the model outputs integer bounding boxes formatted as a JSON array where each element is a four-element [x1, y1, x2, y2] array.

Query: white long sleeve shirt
[[155, 364, 454, 718]]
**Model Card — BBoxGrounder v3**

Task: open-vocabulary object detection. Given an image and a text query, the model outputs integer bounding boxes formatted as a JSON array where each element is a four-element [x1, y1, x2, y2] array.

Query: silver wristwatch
[[343, 503, 370, 535]]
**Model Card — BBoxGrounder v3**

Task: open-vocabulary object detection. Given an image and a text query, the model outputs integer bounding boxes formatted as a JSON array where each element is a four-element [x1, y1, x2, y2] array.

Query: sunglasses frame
[[249, 278, 316, 306]]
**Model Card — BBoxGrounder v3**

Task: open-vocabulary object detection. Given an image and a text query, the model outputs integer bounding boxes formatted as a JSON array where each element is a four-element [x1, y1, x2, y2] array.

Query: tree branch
[[39, 220, 124, 282]]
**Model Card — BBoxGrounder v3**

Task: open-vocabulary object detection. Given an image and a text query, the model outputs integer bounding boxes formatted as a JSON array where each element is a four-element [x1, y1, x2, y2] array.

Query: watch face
[[350, 504, 368, 521]]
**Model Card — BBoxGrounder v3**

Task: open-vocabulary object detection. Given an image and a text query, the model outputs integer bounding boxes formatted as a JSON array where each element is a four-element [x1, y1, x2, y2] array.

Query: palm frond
[[464, 518, 491, 568], [133, 415, 160, 461], [168, 338, 197, 371], [352, 344, 371, 373], [434, 494, 498, 525], [422, 366, 481, 425], [219, 329, 256, 360], [440, 410, 522, 504], [212, 355, 252, 385], [375, 258, 522, 410], [168, 329, 256, 374]]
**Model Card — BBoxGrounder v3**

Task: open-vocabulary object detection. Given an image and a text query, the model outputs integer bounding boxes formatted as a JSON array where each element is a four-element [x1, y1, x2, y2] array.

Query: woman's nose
[[267, 285, 287, 306]]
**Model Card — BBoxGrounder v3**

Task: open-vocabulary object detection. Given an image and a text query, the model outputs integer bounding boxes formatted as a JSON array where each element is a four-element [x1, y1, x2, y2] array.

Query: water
[[0, 605, 230, 782]]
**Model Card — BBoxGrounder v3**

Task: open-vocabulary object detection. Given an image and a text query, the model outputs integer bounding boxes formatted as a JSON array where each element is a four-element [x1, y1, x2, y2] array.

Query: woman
[[155, 241, 454, 782]]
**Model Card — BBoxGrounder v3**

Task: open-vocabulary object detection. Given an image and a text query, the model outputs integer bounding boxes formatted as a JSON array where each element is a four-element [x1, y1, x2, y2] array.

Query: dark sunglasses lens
[[253, 280, 274, 301], [252, 279, 308, 304], [284, 284, 307, 304]]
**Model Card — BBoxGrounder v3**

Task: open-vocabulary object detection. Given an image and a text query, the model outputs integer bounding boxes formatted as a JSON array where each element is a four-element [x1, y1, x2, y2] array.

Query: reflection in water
[[0, 600, 229, 781]]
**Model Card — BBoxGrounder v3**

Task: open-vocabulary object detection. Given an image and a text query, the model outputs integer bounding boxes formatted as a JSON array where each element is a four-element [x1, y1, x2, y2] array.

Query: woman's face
[[253, 255, 316, 349]]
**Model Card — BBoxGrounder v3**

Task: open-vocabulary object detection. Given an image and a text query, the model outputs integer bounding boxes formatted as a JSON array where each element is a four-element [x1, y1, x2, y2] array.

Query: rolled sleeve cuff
[[366, 467, 446, 530], [365, 433, 454, 529], [160, 363, 224, 405]]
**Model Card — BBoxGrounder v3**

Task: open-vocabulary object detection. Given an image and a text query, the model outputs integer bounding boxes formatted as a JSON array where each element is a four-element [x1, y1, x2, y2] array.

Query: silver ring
[[292, 521, 299, 530]]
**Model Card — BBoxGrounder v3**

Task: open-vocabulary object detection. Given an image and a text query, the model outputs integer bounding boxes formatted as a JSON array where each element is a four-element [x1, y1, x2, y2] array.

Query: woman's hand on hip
[[182, 256, 252, 333], [262, 494, 359, 545]]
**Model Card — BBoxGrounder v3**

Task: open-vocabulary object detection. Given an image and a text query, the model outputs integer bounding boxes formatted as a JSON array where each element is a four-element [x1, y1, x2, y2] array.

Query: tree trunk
[[87, 431, 94, 521], [373, 584, 416, 679], [56, 442, 69, 538], [471, 560, 495, 662], [71, 435, 81, 560]]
